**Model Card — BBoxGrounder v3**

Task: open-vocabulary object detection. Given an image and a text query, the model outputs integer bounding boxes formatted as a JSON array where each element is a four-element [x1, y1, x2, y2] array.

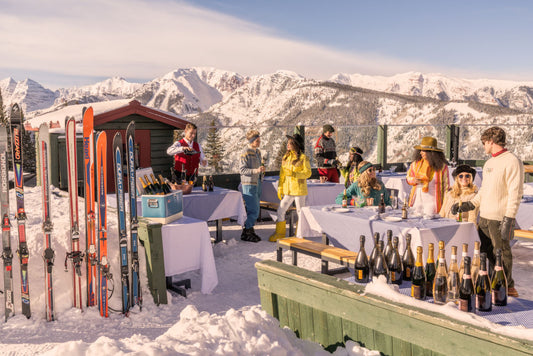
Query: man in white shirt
[[167, 123, 207, 182]]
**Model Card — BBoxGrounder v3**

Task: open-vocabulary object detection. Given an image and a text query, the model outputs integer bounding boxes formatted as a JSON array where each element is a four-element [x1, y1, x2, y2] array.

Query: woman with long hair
[[407, 136, 449, 216], [335, 160, 390, 206], [269, 134, 312, 242], [439, 165, 479, 225], [340, 146, 364, 188]]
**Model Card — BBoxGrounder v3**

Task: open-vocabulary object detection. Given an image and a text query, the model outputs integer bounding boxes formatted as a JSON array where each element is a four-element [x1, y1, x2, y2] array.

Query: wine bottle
[[456, 199, 463, 222], [342, 189, 348, 208], [411, 246, 426, 300], [437, 240, 448, 273], [491, 249, 508, 306], [383, 230, 393, 266], [372, 240, 389, 281], [447, 245, 460, 303], [458, 243, 468, 284], [354, 235, 370, 283], [139, 176, 154, 195], [433, 247, 448, 304], [202, 176, 208, 192], [475, 252, 492, 312], [401, 199, 408, 219], [388, 236, 403, 285], [458, 256, 474, 312], [158, 174, 171, 194], [208, 175, 214, 191], [378, 193, 386, 214], [369, 232, 380, 273], [425, 243, 436, 297], [471, 241, 481, 286], [150, 173, 163, 193], [402, 233, 415, 281]]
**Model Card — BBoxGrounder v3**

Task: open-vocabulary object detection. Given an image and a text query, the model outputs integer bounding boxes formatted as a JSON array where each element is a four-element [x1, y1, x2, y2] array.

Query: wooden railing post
[[446, 124, 460, 163], [377, 125, 387, 169]]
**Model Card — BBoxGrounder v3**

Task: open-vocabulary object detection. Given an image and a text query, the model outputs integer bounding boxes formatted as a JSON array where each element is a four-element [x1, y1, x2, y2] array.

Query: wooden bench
[[515, 229, 533, 240], [259, 200, 297, 236], [276, 236, 357, 275]]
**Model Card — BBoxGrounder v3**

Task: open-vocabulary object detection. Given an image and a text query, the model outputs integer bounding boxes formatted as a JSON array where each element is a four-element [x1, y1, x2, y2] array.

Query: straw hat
[[414, 136, 443, 152]]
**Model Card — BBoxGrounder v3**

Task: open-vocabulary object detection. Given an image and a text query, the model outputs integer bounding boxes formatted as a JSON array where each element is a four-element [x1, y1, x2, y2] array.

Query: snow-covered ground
[[1, 185, 533, 355]]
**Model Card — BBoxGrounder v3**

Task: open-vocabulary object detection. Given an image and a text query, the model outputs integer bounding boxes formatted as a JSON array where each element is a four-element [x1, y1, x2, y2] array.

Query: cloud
[[0, 0, 431, 86]]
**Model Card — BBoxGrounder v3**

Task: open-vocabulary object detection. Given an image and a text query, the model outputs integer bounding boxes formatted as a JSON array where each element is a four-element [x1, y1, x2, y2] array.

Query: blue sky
[[1, 0, 532, 89]]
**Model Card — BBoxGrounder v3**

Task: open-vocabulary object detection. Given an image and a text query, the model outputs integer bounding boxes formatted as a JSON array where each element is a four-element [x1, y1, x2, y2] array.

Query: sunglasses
[[458, 173, 472, 179], [367, 167, 376, 172]]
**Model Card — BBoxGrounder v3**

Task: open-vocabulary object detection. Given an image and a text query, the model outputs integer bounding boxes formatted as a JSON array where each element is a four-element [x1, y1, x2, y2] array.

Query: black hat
[[322, 124, 335, 133], [286, 134, 304, 150], [452, 164, 476, 179], [350, 146, 363, 155]]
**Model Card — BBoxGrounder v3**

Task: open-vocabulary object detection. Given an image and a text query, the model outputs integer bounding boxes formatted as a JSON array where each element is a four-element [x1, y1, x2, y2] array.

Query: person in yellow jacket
[[269, 134, 312, 242]]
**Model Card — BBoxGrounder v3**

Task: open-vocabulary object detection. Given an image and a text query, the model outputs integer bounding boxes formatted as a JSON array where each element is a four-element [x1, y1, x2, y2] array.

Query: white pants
[[412, 179, 437, 216], [277, 195, 307, 222]]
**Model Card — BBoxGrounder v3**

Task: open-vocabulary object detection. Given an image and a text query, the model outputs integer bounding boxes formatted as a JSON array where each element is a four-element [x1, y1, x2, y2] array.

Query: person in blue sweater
[[335, 161, 390, 207]]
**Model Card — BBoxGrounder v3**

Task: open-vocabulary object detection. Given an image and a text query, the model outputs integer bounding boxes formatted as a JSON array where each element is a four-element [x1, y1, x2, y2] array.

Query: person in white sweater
[[452, 127, 523, 297]]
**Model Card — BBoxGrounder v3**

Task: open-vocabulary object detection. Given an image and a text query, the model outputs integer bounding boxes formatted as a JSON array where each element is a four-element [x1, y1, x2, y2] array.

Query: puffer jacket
[[277, 151, 312, 199]]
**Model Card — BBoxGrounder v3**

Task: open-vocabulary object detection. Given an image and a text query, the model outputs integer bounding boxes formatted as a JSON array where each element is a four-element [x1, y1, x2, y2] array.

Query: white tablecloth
[[258, 176, 344, 206], [184, 187, 247, 225], [160, 215, 218, 294], [298, 205, 480, 261]]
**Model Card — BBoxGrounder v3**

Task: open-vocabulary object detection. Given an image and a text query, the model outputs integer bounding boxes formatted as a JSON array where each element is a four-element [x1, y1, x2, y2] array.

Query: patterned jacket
[[239, 147, 262, 185], [314, 134, 337, 169]]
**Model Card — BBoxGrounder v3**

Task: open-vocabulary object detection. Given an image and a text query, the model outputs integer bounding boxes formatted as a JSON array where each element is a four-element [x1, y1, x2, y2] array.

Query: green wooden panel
[[277, 295, 289, 328], [374, 329, 393, 356], [256, 260, 533, 356], [298, 303, 315, 342], [259, 289, 276, 318], [325, 313, 344, 352], [392, 337, 413, 356], [287, 299, 301, 338], [138, 220, 167, 305], [341, 318, 359, 345]]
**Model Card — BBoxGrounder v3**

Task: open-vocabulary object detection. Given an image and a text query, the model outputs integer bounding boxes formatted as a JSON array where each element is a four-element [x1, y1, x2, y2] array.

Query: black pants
[[478, 217, 514, 288]]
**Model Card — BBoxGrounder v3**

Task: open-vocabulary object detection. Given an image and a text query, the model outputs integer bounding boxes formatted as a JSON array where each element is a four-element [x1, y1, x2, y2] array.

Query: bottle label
[[492, 289, 507, 304], [494, 266, 503, 271], [463, 274, 471, 280], [411, 284, 423, 299], [476, 293, 491, 310], [479, 270, 487, 276], [358, 270, 363, 280], [405, 267, 410, 278], [342, 199, 347, 208], [390, 271, 395, 281], [458, 298, 470, 312]]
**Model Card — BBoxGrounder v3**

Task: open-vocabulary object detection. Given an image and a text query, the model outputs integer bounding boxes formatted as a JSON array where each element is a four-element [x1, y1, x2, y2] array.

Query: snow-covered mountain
[[0, 77, 57, 112], [329, 71, 533, 112]]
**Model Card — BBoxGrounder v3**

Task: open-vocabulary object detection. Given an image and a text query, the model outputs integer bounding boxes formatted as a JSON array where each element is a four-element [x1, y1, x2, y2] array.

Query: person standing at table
[[439, 164, 479, 225], [335, 161, 390, 207], [407, 136, 449, 216], [452, 127, 523, 297], [340, 146, 364, 188], [166, 123, 207, 182], [314, 124, 339, 183], [269, 134, 312, 242], [239, 130, 265, 243]]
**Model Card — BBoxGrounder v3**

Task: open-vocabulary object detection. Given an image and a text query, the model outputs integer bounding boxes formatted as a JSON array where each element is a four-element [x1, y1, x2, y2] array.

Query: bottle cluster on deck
[[354, 232, 508, 312], [139, 174, 172, 195]]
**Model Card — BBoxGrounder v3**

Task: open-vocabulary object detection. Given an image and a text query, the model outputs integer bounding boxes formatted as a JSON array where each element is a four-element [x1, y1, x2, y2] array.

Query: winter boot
[[241, 228, 260, 243], [249, 227, 261, 241], [269, 221, 286, 242]]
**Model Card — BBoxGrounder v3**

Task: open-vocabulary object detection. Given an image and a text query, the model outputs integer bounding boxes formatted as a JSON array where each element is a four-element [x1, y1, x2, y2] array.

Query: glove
[[450, 201, 475, 215], [500, 216, 515, 241]]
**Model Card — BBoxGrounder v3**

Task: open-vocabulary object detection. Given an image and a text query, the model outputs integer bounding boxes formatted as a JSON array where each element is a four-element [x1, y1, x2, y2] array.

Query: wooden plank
[[325, 313, 344, 352], [515, 229, 533, 239], [341, 318, 359, 345], [312, 308, 329, 348], [287, 299, 302, 338], [357, 324, 375, 350], [298, 303, 315, 342], [524, 165, 533, 174], [259, 289, 275, 317], [373, 329, 393, 356], [256, 260, 533, 355], [392, 337, 413, 356], [277, 295, 289, 329]]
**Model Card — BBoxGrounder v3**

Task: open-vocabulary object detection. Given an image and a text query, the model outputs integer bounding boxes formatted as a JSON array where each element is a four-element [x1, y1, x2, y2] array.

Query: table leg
[[166, 276, 191, 298], [215, 219, 223, 243]]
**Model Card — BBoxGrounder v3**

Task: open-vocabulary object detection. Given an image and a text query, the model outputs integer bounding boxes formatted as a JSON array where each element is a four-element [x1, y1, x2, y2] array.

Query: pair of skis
[[113, 122, 142, 315], [1, 104, 31, 321]]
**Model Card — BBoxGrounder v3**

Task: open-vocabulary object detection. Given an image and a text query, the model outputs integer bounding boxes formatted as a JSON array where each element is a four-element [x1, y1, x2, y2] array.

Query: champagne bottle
[[150, 173, 163, 193], [433, 247, 448, 304], [447, 245, 460, 303], [208, 175, 214, 191], [456, 199, 463, 222], [458, 256, 474, 312], [458, 243, 468, 284], [144, 174, 161, 194], [342, 189, 348, 208], [189, 168, 198, 185], [402, 233, 415, 281], [202, 176, 208, 192], [383, 230, 393, 266], [437, 240, 448, 273], [354, 235, 370, 283], [491, 249, 508, 306], [378, 193, 386, 214], [411, 246, 426, 300], [388, 236, 403, 285], [181, 164, 187, 184], [140, 176, 154, 195], [475, 252, 492, 312], [471, 241, 481, 286], [401, 199, 408, 219], [425, 243, 436, 297], [158, 174, 171, 194], [369, 232, 380, 273], [372, 240, 389, 281]]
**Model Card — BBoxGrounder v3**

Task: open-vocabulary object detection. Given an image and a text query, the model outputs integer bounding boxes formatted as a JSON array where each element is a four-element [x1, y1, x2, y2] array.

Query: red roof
[[94, 100, 190, 128]]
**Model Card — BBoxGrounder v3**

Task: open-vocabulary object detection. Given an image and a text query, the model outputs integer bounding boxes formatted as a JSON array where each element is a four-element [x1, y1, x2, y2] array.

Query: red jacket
[[174, 139, 201, 174]]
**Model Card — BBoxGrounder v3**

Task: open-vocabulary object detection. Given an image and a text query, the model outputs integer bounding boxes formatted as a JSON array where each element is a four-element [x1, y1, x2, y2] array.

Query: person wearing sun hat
[[407, 136, 449, 216], [314, 124, 339, 183], [335, 160, 390, 206], [340, 146, 364, 188], [269, 133, 312, 242], [439, 164, 479, 225]]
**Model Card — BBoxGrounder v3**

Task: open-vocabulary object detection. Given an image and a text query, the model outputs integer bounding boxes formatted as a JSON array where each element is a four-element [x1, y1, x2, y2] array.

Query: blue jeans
[[242, 182, 262, 229]]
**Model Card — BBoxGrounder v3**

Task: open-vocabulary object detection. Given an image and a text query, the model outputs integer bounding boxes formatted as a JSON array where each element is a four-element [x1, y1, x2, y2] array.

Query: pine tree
[[203, 119, 225, 173], [20, 110, 36, 173], [0, 89, 6, 126]]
